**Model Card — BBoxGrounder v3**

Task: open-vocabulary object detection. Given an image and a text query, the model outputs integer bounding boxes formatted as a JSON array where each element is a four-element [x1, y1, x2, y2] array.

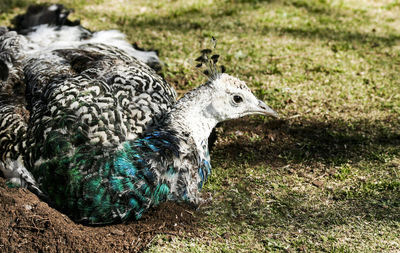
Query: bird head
[[193, 40, 278, 123], [204, 73, 279, 122], [166, 42, 278, 144]]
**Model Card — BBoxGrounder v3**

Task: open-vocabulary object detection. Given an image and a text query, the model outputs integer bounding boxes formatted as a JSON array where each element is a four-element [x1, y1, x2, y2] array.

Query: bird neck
[[163, 84, 218, 152]]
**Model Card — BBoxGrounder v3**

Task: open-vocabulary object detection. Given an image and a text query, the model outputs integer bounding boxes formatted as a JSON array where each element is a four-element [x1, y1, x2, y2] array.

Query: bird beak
[[257, 100, 279, 118]]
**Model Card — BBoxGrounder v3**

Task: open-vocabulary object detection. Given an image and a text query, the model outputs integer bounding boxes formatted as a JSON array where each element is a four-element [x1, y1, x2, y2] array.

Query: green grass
[[2, 0, 400, 251]]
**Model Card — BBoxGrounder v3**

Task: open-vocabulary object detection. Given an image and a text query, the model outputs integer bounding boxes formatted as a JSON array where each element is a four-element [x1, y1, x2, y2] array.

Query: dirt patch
[[0, 178, 199, 252]]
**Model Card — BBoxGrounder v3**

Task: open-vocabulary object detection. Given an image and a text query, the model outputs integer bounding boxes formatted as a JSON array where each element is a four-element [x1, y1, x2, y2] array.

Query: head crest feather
[[195, 37, 226, 80]]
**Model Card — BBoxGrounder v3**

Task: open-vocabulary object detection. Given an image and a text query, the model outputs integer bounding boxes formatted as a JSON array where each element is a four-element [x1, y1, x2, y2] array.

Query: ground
[[0, 0, 399, 252], [0, 178, 199, 252]]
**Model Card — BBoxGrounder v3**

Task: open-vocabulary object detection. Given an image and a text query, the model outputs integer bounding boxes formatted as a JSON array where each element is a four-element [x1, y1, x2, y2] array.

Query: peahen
[[0, 4, 278, 225]]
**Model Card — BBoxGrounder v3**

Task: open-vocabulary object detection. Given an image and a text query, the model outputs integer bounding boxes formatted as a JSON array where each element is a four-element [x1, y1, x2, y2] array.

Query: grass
[[1, 0, 400, 251]]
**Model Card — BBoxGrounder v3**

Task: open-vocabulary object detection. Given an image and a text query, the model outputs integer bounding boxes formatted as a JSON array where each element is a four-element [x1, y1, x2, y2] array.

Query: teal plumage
[[30, 125, 199, 225]]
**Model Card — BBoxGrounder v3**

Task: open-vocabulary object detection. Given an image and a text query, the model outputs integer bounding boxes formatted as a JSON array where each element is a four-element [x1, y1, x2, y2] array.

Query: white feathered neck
[[165, 74, 249, 150]]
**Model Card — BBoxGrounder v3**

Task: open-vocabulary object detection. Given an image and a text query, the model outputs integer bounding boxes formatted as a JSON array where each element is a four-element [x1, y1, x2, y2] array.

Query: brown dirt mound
[[0, 178, 199, 252]]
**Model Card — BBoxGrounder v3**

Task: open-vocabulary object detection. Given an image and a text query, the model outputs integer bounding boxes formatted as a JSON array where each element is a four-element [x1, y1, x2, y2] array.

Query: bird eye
[[233, 95, 243, 104]]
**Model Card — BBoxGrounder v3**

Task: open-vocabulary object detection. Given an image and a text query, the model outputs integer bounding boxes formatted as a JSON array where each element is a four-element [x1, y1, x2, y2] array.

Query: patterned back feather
[[19, 44, 183, 224], [0, 22, 179, 223]]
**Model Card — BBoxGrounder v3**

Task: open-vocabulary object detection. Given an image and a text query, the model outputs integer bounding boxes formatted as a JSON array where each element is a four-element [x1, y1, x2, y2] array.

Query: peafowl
[[0, 4, 278, 225]]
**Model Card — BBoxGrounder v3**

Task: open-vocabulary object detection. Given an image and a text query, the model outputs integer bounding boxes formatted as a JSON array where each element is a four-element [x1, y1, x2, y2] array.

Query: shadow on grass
[[0, 0, 30, 14], [263, 26, 400, 47], [209, 116, 400, 233], [115, 0, 400, 48], [215, 116, 400, 166]]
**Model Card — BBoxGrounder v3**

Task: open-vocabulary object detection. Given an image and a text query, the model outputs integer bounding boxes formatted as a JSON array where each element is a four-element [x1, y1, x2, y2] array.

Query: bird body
[[0, 5, 176, 213], [0, 4, 278, 225]]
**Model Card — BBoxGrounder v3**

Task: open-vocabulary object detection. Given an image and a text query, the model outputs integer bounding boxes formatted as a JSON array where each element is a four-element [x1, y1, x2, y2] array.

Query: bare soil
[[0, 177, 199, 252]]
